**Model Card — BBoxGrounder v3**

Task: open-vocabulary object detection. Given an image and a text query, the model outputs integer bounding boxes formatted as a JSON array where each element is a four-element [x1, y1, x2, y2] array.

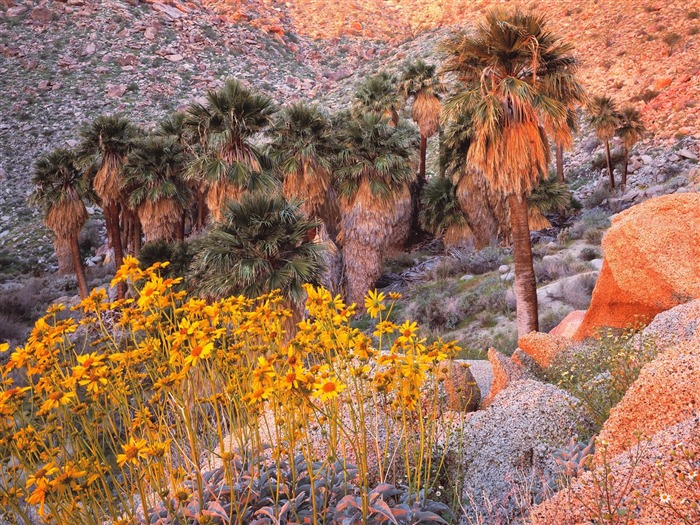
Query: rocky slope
[[0, 0, 698, 272]]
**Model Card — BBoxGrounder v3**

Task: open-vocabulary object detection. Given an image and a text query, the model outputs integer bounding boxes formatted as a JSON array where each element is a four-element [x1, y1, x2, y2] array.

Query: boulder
[[458, 380, 591, 523], [574, 194, 700, 339], [437, 360, 481, 412], [639, 299, 700, 348], [550, 310, 586, 338], [595, 339, 700, 457], [481, 348, 530, 406], [517, 331, 570, 368], [530, 415, 700, 525]]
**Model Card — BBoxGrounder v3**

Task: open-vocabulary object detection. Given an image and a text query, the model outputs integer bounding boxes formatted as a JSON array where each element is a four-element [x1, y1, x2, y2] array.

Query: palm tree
[[267, 103, 340, 239], [555, 108, 582, 182], [158, 111, 209, 230], [527, 176, 573, 230], [77, 115, 139, 298], [334, 112, 415, 305], [419, 176, 472, 248], [440, 110, 504, 249], [616, 106, 646, 191], [185, 79, 277, 222], [352, 72, 402, 126], [189, 194, 324, 309], [588, 95, 620, 190], [123, 136, 192, 243], [30, 149, 90, 299], [400, 59, 446, 191], [441, 10, 579, 335]]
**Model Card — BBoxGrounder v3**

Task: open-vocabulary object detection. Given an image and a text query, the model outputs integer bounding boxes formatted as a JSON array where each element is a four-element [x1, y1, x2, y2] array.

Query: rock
[[81, 43, 96, 56], [640, 299, 700, 348], [328, 68, 353, 82], [29, 7, 53, 23], [677, 148, 698, 161], [165, 54, 184, 62], [460, 274, 475, 281], [517, 331, 571, 368], [531, 415, 700, 525], [574, 194, 700, 339], [106, 84, 128, 98], [640, 154, 654, 165], [653, 77, 672, 90], [589, 258, 603, 271], [498, 264, 510, 274], [510, 347, 543, 375], [596, 339, 700, 457], [151, 3, 183, 19], [550, 310, 586, 338], [458, 380, 591, 524], [437, 360, 481, 412], [582, 137, 600, 154], [481, 348, 530, 406]]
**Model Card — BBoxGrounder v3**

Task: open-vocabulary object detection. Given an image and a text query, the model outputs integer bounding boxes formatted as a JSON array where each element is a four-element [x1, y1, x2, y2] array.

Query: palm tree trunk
[[556, 143, 564, 182], [106, 202, 126, 299], [604, 140, 615, 190], [438, 125, 446, 178], [70, 235, 89, 299], [133, 219, 142, 256], [621, 145, 629, 192], [177, 213, 186, 241], [419, 134, 427, 186], [508, 193, 539, 336], [408, 134, 429, 240], [197, 189, 208, 229]]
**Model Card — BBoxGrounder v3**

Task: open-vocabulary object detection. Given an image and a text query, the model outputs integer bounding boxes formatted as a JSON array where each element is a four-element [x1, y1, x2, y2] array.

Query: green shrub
[[547, 328, 660, 433], [569, 210, 611, 240], [579, 247, 600, 261]]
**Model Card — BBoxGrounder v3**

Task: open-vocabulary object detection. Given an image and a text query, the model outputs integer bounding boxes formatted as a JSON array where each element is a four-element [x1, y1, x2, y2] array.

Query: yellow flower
[[364, 289, 387, 319], [312, 374, 346, 402], [117, 437, 148, 467], [373, 321, 397, 337], [183, 341, 214, 368], [280, 365, 306, 391], [111, 255, 143, 286], [40, 389, 76, 412], [395, 321, 419, 345]]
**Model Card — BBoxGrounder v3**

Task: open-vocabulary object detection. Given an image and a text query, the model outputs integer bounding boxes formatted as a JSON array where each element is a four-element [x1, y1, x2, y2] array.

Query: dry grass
[[138, 197, 182, 242]]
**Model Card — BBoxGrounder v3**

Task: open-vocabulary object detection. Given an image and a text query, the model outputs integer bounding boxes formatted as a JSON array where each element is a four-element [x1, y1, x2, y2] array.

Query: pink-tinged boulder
[[550, 310, 586, 338], [596, 339, 700, 458], [574, 194, 700, 340], [530, 416, 700, 525], [481, 348, 530, 407], [517, 331, 570, 368]]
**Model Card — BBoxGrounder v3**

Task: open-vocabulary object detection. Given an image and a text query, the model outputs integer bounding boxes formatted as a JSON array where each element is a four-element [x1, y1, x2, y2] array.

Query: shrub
[[579, 247, 600, 261], [568, 210, 611, 240], [451, 246, 510, 276], [0, 258, 460, 524], [547, 328, 660, 433], [404, 280, 465, 331]]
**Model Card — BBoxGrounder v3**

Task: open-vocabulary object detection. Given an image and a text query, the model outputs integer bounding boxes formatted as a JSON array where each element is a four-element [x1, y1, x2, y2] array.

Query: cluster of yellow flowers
[[0, 257, 458, 523]]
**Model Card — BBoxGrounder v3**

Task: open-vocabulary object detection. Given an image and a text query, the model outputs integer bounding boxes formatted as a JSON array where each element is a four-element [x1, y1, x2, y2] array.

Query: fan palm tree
[[334, 112, 416, 305], [588, 95, 620, 190], [554, 107, 582, 182], [441, 10, 579, 335], [352, 72, 402, 126], [123, 136, 192, 243], [77, 115, 139, 298], [267, 103, 340, 239], [616, 106, 646, 191], [527, 176, 573, 230], [419, 176, 472, 247], [400, 59, 446, 190], [30, 149, 90, 298], [440, 110, 504, 249], [185, 79, 277, 222], [189, 194, 324, 309]]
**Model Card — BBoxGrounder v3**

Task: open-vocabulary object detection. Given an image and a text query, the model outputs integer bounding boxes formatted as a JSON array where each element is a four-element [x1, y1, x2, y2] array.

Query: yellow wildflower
[[117, 437, 148, 467], [364, 289, 386, 319]]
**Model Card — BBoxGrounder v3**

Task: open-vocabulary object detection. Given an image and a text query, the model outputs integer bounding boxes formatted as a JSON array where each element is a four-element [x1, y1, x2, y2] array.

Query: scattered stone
[[438, 360, 481, 412], [165, 54, 184, 62], [677, 148, 698, 161], [29, 7, 53, 23], [550, 310, 586, 338], [481, 348, 530, 407], [106, 84, 128, 98]]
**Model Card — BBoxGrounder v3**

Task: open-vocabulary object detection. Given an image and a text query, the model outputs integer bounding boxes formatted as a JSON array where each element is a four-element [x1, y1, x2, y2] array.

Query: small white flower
[[689, 470, 697, 481], [660, 493, 671, 504]]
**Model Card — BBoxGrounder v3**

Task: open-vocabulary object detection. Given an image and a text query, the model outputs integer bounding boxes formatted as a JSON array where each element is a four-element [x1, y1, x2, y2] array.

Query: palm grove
[[31, 10, 644, 336]]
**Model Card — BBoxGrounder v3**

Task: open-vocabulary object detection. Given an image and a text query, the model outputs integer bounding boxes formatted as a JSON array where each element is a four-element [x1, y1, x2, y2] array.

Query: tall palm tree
[[267, 103, 340, 239], [30, 149, 90, 299], [400, 59, 446, 191], [352, 72, 402, 126], [334, 112, 415, 305], [527, 176, 573, 230], [616, 106, 646, 191], [185, 79, 277, 222], [588, 95, 620, 190], [419, 176, 472, 248], [77, 115, 139, 298], [123, 136, 192, 243], [441, 10, 579, 335], [554, 107, 582, 182], [189, 194, 324, 309]]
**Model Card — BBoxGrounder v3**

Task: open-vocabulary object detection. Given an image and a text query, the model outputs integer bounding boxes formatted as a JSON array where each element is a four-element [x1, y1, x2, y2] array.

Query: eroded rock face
[[530, 416, 700, 525], [596, 339, 700, 457], [640, 299, 700, 348], [574, 194, 700, 340], [481, 348, 530, 407], [457, 379, 591, 524], [438, 360, 481, 412]]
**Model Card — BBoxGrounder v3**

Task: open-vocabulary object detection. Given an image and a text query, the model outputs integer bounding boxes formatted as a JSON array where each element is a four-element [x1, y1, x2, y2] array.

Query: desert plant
[[588, 96, 621, 190], [352, 71, 402, 126], [442, 9, 582, 335], [29, 148, 90, 298], [419, 176, 472, 247], [616, 106, 646, 190]]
